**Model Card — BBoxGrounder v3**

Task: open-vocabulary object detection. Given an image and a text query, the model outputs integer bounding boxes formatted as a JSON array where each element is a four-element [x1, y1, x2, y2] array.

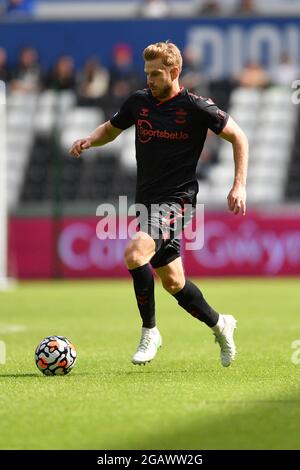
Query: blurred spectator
[[10, 46, 41, 93], [5, 0, 35, 16], [45, 56, 76, 91], [272, 52, 299, 87], [140, 0, 169, 18], [77, 57, 110, 106], [0, 47, 10, 82], [180, 45, 209, 96], [109, 43, 141, 113], [196, 0, 222, 15], [209, 78, 233, 114], [238, 61, 269, 88], [106, 44, 142, 117], [235, 0, 256, 15]]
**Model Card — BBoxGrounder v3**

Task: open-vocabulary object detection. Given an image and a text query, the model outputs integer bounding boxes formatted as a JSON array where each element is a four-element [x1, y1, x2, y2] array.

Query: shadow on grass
[[118, 390, 300, 450]]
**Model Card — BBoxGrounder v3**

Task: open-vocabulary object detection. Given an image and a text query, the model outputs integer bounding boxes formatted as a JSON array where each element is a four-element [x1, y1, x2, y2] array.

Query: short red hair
[[143, 41, 183, 72]]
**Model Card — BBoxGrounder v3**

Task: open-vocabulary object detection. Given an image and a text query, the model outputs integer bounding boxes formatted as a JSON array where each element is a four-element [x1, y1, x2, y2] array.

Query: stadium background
[[0, 0, 300, 453], [0, 0, 300, 280]]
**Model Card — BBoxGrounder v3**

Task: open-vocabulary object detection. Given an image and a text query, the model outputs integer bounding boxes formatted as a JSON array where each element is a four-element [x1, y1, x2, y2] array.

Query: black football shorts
[[137, 198, 196, 269]]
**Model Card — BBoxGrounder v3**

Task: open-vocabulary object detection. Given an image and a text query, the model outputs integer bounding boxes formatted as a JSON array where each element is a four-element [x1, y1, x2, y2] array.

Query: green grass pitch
[[0, 278, 300, 450]]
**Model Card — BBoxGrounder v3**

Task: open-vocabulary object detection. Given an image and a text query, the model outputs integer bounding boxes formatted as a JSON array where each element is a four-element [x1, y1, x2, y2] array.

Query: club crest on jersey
[[175, 108, 187, 125], [140, 108, 149, 117]]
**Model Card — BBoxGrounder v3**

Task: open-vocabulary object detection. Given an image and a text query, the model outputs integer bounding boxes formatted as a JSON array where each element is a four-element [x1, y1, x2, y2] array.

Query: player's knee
[[162, 276, 185, 294], [124, 235, 155, 269], [124, 244, 146, 269]]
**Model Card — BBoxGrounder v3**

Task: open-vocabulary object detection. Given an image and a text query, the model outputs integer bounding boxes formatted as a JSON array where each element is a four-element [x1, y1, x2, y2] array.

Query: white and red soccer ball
[[35, 336, 77, 376]]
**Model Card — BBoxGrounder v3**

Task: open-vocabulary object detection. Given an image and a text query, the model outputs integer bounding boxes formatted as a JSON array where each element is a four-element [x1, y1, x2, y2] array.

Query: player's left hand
[[227, 184, 246, 216]]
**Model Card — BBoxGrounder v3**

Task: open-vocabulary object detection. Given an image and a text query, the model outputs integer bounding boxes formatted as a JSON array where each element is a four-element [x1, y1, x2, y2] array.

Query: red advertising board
[[8, 212, 300, 278]]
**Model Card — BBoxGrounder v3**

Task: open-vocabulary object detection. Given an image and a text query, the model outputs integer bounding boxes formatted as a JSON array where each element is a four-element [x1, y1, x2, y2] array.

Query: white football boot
[[212, 314, 237, 367], [132, 326, 162, 365]]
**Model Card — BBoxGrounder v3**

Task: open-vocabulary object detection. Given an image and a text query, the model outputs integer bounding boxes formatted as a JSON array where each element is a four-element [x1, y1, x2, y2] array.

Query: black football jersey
[[110, 88, 229, 204]]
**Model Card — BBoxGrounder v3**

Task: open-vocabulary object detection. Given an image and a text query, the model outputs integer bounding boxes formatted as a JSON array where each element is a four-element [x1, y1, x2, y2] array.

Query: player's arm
[[219, 116, 249, 216], [69, 121, 123, 158]]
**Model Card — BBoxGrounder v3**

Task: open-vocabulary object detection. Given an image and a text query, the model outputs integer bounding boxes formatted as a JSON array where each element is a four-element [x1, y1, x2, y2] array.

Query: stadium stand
[[286, 105, 300, 201], [3, 82, 296, 211], [40, 0, 300, 18], [207, 86, 298, 205], [16, 89, 134, 207], [2, 5, 299, 212], [2, 0, 300, 19], [6, 91, 38, 209]]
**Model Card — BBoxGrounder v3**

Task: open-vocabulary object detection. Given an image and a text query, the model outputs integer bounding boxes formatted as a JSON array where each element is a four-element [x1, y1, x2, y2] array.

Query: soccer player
[[69, 42, 248, 367]]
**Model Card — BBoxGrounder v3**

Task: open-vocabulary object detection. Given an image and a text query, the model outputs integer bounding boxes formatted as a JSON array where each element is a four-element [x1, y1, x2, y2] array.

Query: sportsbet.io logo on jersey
[[137, 119, 189, 144]]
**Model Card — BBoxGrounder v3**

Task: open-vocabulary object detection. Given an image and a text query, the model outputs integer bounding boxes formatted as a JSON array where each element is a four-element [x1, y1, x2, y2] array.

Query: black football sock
[[129, 264, 155, 329], [173, 280, 219, 327]]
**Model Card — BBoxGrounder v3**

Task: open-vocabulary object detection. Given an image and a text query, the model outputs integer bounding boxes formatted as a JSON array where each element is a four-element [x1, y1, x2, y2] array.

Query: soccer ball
[[35, 335, 77, 376]]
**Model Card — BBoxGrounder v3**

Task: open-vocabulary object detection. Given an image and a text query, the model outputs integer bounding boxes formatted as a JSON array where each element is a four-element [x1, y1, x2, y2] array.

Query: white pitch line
[[0, 324, 28, 334]]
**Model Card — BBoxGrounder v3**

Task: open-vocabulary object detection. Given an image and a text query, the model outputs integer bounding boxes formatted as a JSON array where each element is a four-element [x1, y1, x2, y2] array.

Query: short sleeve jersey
[[110, 88, 229, 204]]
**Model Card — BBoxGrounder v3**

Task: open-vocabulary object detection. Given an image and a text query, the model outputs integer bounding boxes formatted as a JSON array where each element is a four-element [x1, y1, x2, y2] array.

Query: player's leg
[[124, 231, 161, 365], [155, 257, 219, 326], [155, 257, 237, 367], [124, 231, 156, 329]]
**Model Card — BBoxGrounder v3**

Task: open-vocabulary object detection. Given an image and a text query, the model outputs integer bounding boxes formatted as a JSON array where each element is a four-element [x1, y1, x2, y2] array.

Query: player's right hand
[[69, 137, 92, 158], [227, 184, 247, 216]]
